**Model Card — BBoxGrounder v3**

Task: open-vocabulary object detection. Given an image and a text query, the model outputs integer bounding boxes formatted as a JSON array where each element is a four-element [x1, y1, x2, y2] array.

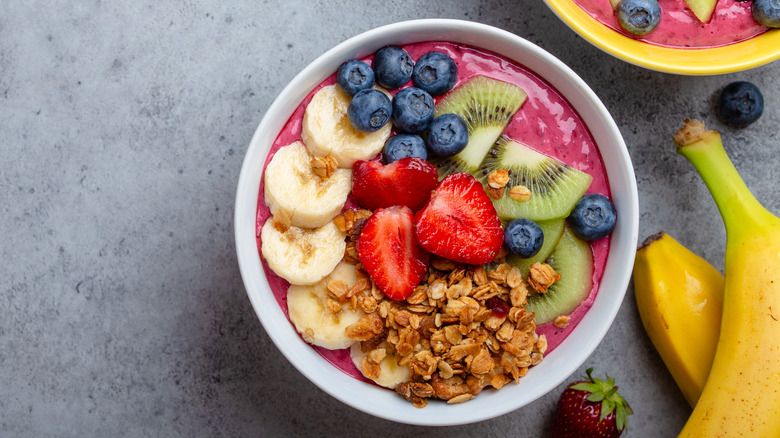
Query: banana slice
[[264, 141, 352, 228], [301, 84, 391, 168], [350, 342, 411, 389], [287, 262, 364, 349], [260, 218, 346, 286]]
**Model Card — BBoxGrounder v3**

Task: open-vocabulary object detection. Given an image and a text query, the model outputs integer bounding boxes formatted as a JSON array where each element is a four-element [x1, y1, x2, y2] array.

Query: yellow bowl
[[544, 0, 780, 74]]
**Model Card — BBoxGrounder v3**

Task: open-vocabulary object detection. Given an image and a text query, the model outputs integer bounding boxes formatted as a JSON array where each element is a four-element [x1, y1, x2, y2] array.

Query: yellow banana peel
[[633, 231, 723, 407], [675, 119, 780, 437]]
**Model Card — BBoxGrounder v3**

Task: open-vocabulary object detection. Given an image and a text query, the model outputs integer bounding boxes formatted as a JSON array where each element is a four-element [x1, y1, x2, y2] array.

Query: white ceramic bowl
[[235, 19, 639, 425]]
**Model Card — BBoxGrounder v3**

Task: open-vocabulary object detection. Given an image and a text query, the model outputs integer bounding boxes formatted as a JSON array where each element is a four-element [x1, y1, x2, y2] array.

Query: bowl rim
[[543, 0, 780, 75], [235, 18, 639, 425]]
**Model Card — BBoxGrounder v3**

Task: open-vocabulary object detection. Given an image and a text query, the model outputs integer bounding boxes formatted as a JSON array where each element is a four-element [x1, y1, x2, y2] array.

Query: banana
[[264, 141, 352, 228], [286, 261, 365, 349], [301, 84, 391, 168], [260, 217, 346, 286], [350, 342, 411, 389], [674, 119, 780, 437], [633, 231, 723, 407]]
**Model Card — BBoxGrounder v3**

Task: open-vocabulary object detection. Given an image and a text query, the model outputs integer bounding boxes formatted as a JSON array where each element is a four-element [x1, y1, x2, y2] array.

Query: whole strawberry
[[550, 368, 632, 438]]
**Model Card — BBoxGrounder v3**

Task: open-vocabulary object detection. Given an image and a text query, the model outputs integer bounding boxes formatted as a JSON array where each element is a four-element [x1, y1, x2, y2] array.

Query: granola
[[341, 256, 550, 407], [508, 185, 532, 202]]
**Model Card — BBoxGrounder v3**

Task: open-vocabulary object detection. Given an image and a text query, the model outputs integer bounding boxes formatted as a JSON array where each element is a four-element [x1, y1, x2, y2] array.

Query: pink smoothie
[[256, 42, 611, 380], [574, 0, 768, 48]]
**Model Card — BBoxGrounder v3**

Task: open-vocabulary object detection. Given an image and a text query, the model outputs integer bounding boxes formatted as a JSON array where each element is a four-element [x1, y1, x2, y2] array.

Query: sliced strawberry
[[351, 157, 438, 211], [356, 206, 429, 301], [414, 172, 503, 265]]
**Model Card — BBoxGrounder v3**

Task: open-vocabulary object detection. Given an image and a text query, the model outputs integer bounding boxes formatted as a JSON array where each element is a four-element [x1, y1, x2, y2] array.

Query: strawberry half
[[351, 157, 438, 211], [414, 172, 503, 265], [550, 368, 633, 438], [356, 206, 430, 301]]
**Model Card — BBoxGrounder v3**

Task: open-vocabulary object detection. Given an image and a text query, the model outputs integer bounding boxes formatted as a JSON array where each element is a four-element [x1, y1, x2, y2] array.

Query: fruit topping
[[550, 367, 633, 438], [717, 81, 764, 127], [391, 87, 435, 134], [506, 218, 565, 276], [348, 88, 392, 133], [373, 46, 413, 89], [336, 59, 375, 96], [301, 85, 390, 167], [754, 0, 780, 27], [412, 51, 457, 96], [483, 137, 592, 221], [286, 262, 365, 349], [503, 218, 545, 258], [617, 0, 661, 36], [414, 173, 504, 265], [526, 226, 593, 324], [260, 219, 347, 286], [356, 206, 430, 301], [264, 141, 352, 228], [433, 76, 527, 177], [426, 113, 469, 158], [683, 0, 718, 24], [486, 296, 510, 318], [383, 134, 427, 162], [568, 193, 617, 241], [350, 342, 411, 389], [351, 157, 438, 211]]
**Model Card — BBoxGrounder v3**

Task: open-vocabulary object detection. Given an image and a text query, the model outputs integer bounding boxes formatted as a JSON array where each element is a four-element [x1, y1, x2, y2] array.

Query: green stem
[[676, 124, 776, 239]]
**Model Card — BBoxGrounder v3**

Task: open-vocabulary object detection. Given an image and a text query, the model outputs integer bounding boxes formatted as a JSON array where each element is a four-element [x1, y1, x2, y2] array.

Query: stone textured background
[[2, 1, 778, 436]]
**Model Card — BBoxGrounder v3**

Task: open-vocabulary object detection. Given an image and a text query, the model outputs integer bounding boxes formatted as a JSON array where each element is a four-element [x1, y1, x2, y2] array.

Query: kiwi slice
[[506, 218, 565, 276], [526, 226, 593, 325], [482, 137, 592, 221], [433, 76, 527, 177]]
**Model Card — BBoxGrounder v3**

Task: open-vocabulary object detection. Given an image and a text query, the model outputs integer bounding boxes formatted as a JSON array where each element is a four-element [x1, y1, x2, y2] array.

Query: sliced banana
[[301, 84, 391, 168], [350, 342, 411, 389], [287, 262, 364, 349], [260, 218, 346, 286], [264, 141, 352, 228]]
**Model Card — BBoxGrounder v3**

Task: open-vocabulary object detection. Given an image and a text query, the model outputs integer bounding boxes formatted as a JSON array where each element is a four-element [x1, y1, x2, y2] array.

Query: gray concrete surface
[[2, 1, 778, 436]]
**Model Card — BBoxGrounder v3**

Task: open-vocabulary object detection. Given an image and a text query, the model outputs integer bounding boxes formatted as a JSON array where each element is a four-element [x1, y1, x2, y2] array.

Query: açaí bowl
[[234, 19, 639, 425], [544, 0, 780, 74]]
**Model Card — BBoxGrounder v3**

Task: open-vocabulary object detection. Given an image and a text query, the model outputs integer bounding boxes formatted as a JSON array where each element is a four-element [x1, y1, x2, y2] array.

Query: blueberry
[[503, 218, 544, 258], [568, 194, 617, 241], [617, 0, 661, 36], [391, 87, 435, 134], [412, 51, 457, 96], [373, 46, 413, 89], [336, 60, 375, 96], [347, 89, 392, 133], [426, 113, 469, 157], [754, 0, 780, 27], [383, 134, 427, 163], [717, 81, 763, 128]]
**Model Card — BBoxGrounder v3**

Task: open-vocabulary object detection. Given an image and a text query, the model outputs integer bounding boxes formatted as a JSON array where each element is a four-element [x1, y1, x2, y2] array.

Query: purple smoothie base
[[573, 0, 768, 49], [255, 41, 611, 381]]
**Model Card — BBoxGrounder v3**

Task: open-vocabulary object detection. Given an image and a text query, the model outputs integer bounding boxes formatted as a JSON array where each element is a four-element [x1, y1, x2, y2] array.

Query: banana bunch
[[633, 232, 723, 406], [669, 119, 780, 436]]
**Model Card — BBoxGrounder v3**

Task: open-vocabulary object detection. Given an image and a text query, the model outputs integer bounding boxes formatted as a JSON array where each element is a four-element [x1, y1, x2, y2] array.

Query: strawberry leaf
[[600, 399, 616, 422], [570, 382, 601, 393], [587, 392, 605, 402], [616, 401, 627, 431]]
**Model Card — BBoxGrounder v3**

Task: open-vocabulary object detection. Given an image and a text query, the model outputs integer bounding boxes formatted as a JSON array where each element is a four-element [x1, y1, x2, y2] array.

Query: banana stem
[[674, 119, 774, 238]]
